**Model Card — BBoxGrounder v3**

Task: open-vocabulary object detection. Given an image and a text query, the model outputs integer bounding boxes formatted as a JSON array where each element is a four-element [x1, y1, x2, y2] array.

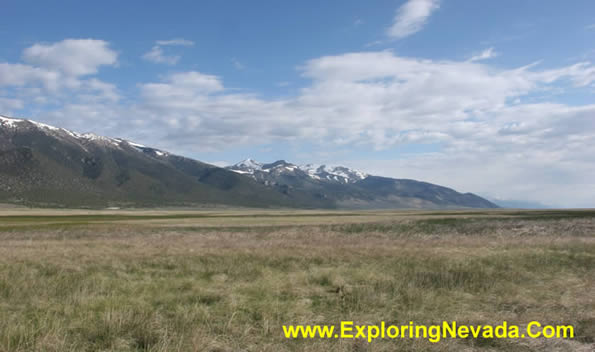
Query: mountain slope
[[349, 176, 496, 209], [488, 198, 551, 209], [0, 115, 310, 208], [227, 159, 498, 209], [1, 115, 497, 209]]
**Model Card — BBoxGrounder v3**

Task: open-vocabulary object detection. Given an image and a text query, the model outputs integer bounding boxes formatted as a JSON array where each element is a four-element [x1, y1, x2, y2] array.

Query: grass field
[[0, 209, 593, 351]]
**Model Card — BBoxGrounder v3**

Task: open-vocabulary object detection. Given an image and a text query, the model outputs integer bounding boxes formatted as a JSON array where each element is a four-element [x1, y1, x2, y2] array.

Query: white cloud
[[120, 51, 595, 206], [81, 79, 120, 102], [387, 0, 440, 39], [0, 63, 61, 90], [346, 133, 595, 208], [4, 38, 595, 206], [140, 71, 224, 101], [469, 47, 497, 62], [532, 62, 595, 87], [156, 38, 195, 46], [143, 45, 180, 65], [126, 51, 595, 155], [0, 39, 120, 115], [22, 39, 117, 76], [143, 38, 194, 65]]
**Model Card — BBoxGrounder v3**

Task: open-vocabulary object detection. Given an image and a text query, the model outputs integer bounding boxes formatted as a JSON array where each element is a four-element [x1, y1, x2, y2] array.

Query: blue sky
[[1, 0, 595, 207]]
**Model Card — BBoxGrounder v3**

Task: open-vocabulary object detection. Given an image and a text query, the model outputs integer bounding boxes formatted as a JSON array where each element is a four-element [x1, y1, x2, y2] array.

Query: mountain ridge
[[229, 158, 368, 184], [226, 158, 497, 209], [1, 115, 497, 209], [0, 115, 306, 208]]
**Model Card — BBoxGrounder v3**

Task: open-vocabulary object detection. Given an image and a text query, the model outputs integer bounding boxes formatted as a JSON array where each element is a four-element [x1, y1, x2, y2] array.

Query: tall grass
[[0, 210, 593, 351]]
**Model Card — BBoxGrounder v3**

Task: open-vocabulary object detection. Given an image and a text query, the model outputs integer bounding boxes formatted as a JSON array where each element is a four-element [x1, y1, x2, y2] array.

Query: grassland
[[0, 209, 593, 351]]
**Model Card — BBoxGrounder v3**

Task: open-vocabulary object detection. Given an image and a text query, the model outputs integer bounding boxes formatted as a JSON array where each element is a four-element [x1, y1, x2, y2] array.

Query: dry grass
[[0, 209, 593, 351]]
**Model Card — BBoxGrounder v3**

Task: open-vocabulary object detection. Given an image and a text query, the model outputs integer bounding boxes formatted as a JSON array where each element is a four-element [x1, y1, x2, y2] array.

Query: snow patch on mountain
[[77, 133, 122, 147], [29, 120, 61, 132], [0, 115, 22, 128], [300, 164, 367, 183], [122, 140, 168, 157], [227, 159, 368, 183], [127, 141, 147, 148], [0, 115, 166, 154], [229, 158, 264, 174], [236, 158, 262, 169]]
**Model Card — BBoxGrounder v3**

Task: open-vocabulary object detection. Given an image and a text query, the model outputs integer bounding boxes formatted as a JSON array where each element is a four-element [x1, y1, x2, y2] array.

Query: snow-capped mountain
[[0, 114, 498, 209], [228, 159, 367, 184], [228, 158, 264, 174], [226, 158, 498, 209], [299, 164, 368, 183], [0, 115, 169, 157], [0, 115, 302, 208]]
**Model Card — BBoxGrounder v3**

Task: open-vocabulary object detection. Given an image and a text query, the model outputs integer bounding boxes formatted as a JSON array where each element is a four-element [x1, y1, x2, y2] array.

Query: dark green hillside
[[0, 118, 317, 208], [352, 176, 497, 209], [1, 116, 498, 209], [226, 160, 498, 209]]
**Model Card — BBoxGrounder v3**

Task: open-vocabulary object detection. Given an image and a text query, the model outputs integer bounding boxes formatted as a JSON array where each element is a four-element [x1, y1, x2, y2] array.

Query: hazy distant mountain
[[227, 159, 498, 209], [0, 115, 497, 209], [489, 198, 551, 209]]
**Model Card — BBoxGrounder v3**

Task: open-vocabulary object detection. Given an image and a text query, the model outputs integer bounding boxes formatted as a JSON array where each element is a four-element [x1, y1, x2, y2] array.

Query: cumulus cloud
[[387, 0, 440, 39], [141, 71, 224, 101], [114, 50, 595, 206], [0, 63, 61, 90], [3, 38, 595, 206], [0, 39, 119, 113], [22, 39, 117, 76], [80, 79, 120, 102], [125, 51, 595, 153]]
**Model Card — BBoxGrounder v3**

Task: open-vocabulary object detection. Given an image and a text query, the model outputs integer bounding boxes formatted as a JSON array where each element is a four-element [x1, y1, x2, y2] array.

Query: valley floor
[[0, 209, 593, 351]]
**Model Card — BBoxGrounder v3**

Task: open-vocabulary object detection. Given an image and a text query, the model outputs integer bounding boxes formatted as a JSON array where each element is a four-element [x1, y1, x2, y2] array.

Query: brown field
[[0, 208, 593, 351]]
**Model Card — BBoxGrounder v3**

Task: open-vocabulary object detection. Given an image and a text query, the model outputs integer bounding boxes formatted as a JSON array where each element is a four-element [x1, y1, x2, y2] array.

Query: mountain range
[[0, 115, 497, 209], [226, 159, 497, 209]]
